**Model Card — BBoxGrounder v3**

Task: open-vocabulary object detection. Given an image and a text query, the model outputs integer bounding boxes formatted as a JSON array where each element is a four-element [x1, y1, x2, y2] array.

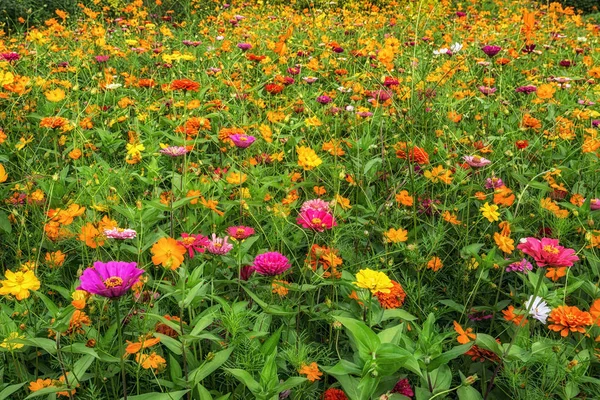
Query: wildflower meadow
[[0, 0, 600, 399]]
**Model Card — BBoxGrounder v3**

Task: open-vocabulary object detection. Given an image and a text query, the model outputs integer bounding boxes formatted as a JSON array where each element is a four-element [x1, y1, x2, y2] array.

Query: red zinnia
[[323, 388, 348, 400], [170, 79, 200, 92]]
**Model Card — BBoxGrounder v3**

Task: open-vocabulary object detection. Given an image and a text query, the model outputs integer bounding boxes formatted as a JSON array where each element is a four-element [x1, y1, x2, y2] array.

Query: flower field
[[0, 0, 600, 398]]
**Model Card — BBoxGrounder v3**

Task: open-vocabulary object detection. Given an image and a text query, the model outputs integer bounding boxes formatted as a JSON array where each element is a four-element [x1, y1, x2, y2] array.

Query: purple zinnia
[[481, 45, 501, 57], [478, 86, 497, 95], [515, 85, 537, 94], [78, 261, 144, 298], [252, 252, 291, 276], [506, 258, 533, 273], [230, 133, 256, 148], [485, 177, 504, 189], [237, 43, 252, 51]]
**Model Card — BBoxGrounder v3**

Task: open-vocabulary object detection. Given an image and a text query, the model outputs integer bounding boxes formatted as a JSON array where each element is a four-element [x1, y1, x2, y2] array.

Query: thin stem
[[115, 300, 128, 400]]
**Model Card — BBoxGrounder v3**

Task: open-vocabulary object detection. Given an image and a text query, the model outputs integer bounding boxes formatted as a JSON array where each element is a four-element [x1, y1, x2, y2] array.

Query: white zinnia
[[524, 295, 551, 324]]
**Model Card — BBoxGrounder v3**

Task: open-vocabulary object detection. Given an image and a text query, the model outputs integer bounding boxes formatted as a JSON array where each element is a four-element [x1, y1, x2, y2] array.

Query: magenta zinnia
[[78, 261, 144, 298], [252, 252, 291, 276], [178, 233, 210, 258], [297, 209, 336, 232], [226, 225, 255, 240], [517, 237, 579, 268]]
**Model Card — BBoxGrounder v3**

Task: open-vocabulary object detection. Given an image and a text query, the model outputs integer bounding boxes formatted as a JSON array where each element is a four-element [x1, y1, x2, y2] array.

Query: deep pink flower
[[316, 95, 332, 104], [481, 45, 502, 57], [252, 252, 291, 276], [517, 237, 579, 268], [206, 234, 233, 255], [591, 199, 600, 211], [237, 43, 252, 51], [179, 233, 210, 258], [506, 258, 533, 273], [230, 134, 256, 149], [78, 261, 144, 298], [226, 225, 255, 240], [515, 85, 537, 94], [391, 378, 414, 398], [296, 209, 336, 232], [95, 55, 110, 63], [0, 52, 20, 62]]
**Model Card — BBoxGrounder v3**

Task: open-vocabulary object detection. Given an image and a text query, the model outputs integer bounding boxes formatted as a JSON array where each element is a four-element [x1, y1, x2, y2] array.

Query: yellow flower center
[[236, 228, 246, 235], [14, 273, 25, 285], [543, 245, 559, 255], [104, 277, 123, 288], [239, 136, 247, 141], [311, 218, 322, 225], [182, 237, 195, 245]]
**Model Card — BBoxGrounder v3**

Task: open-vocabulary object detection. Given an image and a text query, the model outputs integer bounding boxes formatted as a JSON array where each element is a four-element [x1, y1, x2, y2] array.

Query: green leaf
[[190, 314, 215, 337], [377, 323, 405, 345], [122, 390, 190, 400], [190, 347, 235, 385], [259, 348, 278, 391], [72, 354, 95, 382], [260, 326, 283, 356], [475, 334, 503, 357], [457, 385, 483, 400], [33, 291, 59, 317], [322, 360, 362, 376], [358, 375, 379, 400], [0, 211, 12, 234], [0, 383, 25, 400], [438, 300, 465, 313], [334, 316, 380, 360], [276, 377, 307, 393], [154, 333, 183, 355], [380, 309, 417, 322], [224, 368, 261, 394], [428, 343, 473, 371]]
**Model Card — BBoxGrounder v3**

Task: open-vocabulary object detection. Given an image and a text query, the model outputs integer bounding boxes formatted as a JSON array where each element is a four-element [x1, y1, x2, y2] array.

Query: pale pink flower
[[463, 155, 491, 168], [104, 228, 137, 239], [206, 234, 233, 255], [300, 199, 331, 213]]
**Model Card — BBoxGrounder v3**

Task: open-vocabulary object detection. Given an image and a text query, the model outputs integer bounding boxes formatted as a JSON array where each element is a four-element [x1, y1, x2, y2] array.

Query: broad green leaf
[[260, 326, 283, 356], [122, 390, 190, 400], [457, 385, 483, 400], [475, 334, 503, 357], [0, 383, 25, 400], [334, 316, 380, 360], [190, 347, 235, 385], [428, 343, 473, 371], [154, 333, 183, 355], [224, 368, 261, 394], [381, 309, 417, 322]]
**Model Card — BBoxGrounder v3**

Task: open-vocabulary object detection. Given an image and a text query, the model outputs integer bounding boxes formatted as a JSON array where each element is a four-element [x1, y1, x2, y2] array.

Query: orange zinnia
[[298, 362, 322, 382], [151, 237, 186, 270], [548, 305, 593, 337], [375, 280, 406, 309], [170, 78, 200, 92]]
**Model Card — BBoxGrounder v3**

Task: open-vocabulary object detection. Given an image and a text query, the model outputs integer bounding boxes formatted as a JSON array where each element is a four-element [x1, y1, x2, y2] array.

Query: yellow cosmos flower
[[297, 146, 322, 170], [480, 202, 500, 222], [353, 268, 393, 294], [0, 269, 41, 300], [0, 332, 25, 351], [44, 88, 66, 102], [384, 227, 408, 243]]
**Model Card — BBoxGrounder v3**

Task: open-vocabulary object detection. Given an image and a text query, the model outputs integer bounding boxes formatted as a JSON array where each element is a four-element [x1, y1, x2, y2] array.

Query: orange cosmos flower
[[126, 335, 161, 354], [78, 223, 105, 248], [395, 190, 414, 206], [453, 321, 476, 344], [548, 305, 593, 337], [427, 256, 443, 272], [502, 305, 527, 326], [151, 237, 186, 270], [298, 362, 322, 382], [136, 352, 167, 371]]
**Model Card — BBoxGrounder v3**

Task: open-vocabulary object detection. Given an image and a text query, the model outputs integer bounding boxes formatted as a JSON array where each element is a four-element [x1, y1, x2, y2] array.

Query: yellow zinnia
[[0, 269, 41, 300], [353, 268, 393, 294]]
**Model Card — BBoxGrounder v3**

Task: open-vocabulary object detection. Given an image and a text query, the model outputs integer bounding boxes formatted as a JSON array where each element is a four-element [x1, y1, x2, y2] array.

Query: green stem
[[115, 300, 128, 400]]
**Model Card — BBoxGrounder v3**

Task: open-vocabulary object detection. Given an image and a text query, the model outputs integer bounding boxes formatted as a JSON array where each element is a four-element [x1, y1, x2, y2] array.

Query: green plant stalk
[[115, 299, 128, 400]]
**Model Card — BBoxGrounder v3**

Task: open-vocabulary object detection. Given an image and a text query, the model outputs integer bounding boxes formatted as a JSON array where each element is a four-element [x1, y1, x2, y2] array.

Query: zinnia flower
[[323, 388, 348, 400], [481, 45, 502, 57], [252, 252, 291, 276], [159, 146, 188, 157], [464, 155, 491, 167], [205, 234, 233, 255], [391, 378, 414, 398], [298, 362, 322, 382], [591, 199, 600, 211], [226, 225, 255, 240], [506, 258, 533, 273], [300, 199, 331, 212], [375, 280, 406, 309], [104, 228, 137, 239], [178, 233, 210, 258], [0, 269, 41, 300], [78, 261, 144, 298], [547, 305, 592, 337], [353, 268, 393, 294], [517, 237, 579, 268], [230, 133, 256, 148], [296, 209, 337, 232]]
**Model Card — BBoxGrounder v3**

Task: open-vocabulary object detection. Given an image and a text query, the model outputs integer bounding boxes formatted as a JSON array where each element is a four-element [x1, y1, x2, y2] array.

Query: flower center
[[104, 276, 123, 288], [214, 243, 222, 248], [182, 237, 195, 245], [239, 136, 248, 141], [543, 245, 560, 255], [15, 273, 24, 285], [472, 156, 481, 162], [236, 228, 246, 235], [311, 218, 322, 225]]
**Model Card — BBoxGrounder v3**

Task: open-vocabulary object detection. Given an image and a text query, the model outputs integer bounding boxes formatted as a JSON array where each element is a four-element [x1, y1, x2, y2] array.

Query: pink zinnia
[[591, 198, 600, 211], [206, 234, 233, 255], [463, 155, 491, 168], [230, 134, 256, 149], [391, 378, 414, 398], [252, 252, 291, 276], [160, 146, 188, 157], [296, 209, 336, 232], [226, 225, 255, 240], [300, 199, 331, 213], [78, 261, 144, 298], [104, 228, 137, 239], [517, 237, 579, 268], [179, 233, 210, 258]]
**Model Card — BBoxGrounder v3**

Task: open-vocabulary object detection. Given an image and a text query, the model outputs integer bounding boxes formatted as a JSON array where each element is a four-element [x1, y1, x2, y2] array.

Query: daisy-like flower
[[297, 209, 336, 232], [353, 268, 393, 294], [205, 234, 233, 255], [104, 228, 137, 239], [300, 199, 331, 212], [548, 305, 592, 337], [517, 237, 579, 268], [463, 155, 491, 168], [237, 42, 252, 51], [506, 258, 533, 273], [515, 85, 537, 94], [524, 295, 551, 324], [252, 252, 292, 276], [590, 198, 600, 211], [78, 261, 144, 298], [178, 233, 210, 258], [478, 86, 497, 95], [485, 177, 504, 189], [0, 269, 41, 300], [159, 146, 188, 157], [481, 45, 502, 57], [230, 133, 256, 149], [303, 76, 318, 84], [226, 225, 255, 240]]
